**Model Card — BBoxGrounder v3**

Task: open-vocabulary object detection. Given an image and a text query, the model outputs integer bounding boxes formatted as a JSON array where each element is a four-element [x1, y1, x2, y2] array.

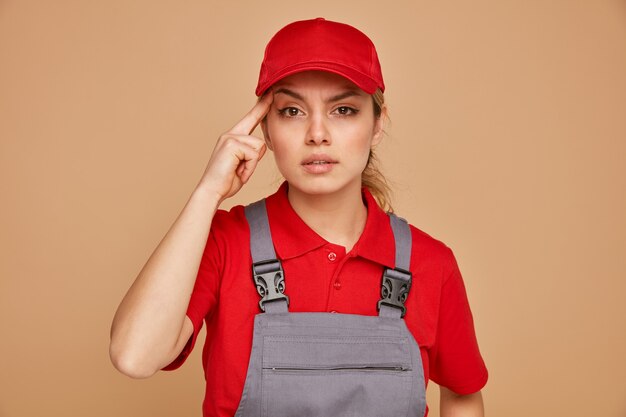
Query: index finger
[[229, 92, 273, 135]]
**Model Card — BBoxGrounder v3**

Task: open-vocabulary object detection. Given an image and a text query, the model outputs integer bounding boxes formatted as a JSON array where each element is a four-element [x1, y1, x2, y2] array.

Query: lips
[[301, 154, 338, 166], [301, 153, 338, 174]]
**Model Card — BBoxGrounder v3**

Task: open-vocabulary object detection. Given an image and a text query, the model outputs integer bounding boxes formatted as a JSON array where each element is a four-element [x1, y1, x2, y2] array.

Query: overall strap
[[244, 199, 289, 314], [377, 213, 413, 319]]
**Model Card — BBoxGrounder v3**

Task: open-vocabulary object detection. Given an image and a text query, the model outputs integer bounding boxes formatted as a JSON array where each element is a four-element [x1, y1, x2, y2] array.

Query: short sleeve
[[161, 226, 222, 371], [428, 248, 488, 394]]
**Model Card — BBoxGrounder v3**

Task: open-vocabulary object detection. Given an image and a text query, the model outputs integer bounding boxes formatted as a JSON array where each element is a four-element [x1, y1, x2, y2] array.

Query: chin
[[285, 175, 359, 197]]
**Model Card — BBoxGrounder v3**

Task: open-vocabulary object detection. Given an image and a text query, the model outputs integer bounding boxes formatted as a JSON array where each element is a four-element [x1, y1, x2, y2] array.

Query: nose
[[306, 113, 330, 145]]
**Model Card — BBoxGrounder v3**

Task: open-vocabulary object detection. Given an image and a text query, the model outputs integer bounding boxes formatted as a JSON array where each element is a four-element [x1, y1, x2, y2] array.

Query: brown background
[[1, 1, 625, 416]]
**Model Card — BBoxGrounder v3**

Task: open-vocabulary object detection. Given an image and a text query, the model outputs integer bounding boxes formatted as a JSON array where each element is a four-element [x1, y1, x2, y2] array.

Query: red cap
[[255, 18, 385, 96]]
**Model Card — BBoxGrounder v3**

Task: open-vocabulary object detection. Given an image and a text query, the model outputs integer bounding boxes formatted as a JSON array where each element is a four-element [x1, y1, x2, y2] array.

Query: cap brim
[[255, 62, 382, 96]]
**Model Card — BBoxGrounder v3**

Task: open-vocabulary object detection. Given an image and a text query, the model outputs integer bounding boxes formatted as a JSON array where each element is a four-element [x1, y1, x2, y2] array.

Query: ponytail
[[362, 89, 393, 212]]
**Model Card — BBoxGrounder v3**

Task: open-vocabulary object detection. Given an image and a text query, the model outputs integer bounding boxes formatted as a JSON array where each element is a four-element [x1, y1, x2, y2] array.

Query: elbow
[[109, 342, 158, 379]]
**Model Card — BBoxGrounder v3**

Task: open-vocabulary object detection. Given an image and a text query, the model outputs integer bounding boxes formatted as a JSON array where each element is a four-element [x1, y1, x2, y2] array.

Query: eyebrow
[[273, 87, 364, 103]]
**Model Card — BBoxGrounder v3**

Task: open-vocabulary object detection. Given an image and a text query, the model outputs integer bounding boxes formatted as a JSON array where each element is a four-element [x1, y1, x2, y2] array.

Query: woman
[[110, 18, 488, 417]]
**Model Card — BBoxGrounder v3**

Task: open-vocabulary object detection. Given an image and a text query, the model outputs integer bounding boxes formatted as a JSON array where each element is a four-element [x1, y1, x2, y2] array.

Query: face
[[261, 71, 385, 198]]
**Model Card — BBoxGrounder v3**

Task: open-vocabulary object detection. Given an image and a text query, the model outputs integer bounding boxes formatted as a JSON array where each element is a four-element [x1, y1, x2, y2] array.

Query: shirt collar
[[265, 181, 396, 268]]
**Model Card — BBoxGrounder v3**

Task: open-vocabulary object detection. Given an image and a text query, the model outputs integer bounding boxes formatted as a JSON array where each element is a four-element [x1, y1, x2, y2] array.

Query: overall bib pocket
[[260, 335, 414, 417]]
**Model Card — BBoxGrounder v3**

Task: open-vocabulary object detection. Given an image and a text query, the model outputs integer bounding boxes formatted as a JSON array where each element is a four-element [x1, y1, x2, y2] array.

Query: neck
[[287, 181, 368, 252]]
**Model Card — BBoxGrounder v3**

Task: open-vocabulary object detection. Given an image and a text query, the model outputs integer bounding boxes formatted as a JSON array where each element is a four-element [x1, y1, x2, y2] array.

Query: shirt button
[[330, 310, 338, 313], [328, 252, 337, 261], [333, 280, 341, 290]]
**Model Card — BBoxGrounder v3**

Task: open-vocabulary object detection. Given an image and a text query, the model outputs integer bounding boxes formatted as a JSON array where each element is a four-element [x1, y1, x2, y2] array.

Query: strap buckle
[[252, 259, 290, 312], [377, 268, 412, 318]]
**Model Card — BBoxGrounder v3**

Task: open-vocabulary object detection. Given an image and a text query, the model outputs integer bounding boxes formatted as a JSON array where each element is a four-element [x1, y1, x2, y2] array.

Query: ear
[[260, 117, 274, 151], [371, 105, 387, 147]]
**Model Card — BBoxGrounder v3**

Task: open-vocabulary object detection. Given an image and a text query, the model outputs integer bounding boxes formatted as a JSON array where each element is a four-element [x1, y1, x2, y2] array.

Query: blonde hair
[[362, 89, 393, 212]]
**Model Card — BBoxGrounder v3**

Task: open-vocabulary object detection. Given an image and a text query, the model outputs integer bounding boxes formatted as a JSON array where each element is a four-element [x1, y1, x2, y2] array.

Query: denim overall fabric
[[235, 200, 426, 417]]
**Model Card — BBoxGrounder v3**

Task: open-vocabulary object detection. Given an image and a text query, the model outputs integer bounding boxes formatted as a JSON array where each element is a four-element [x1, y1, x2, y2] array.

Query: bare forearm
[[440, 387, 484, 417], [109, 186, 220, 377], [109, 94, 272, 378]]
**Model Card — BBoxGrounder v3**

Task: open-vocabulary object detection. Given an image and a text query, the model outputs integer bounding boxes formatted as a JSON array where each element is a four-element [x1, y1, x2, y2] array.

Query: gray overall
[[235, 200, 427, 417]]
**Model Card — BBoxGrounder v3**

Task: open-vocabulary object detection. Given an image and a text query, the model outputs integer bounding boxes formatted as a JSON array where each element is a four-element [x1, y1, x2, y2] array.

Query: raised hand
[[198, 92, 273, 204]]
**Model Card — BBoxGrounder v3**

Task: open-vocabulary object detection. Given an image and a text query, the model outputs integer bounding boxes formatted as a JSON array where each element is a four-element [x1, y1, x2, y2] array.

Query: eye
[[334, 106, 358, 116], [277, 107, 303, 117]]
